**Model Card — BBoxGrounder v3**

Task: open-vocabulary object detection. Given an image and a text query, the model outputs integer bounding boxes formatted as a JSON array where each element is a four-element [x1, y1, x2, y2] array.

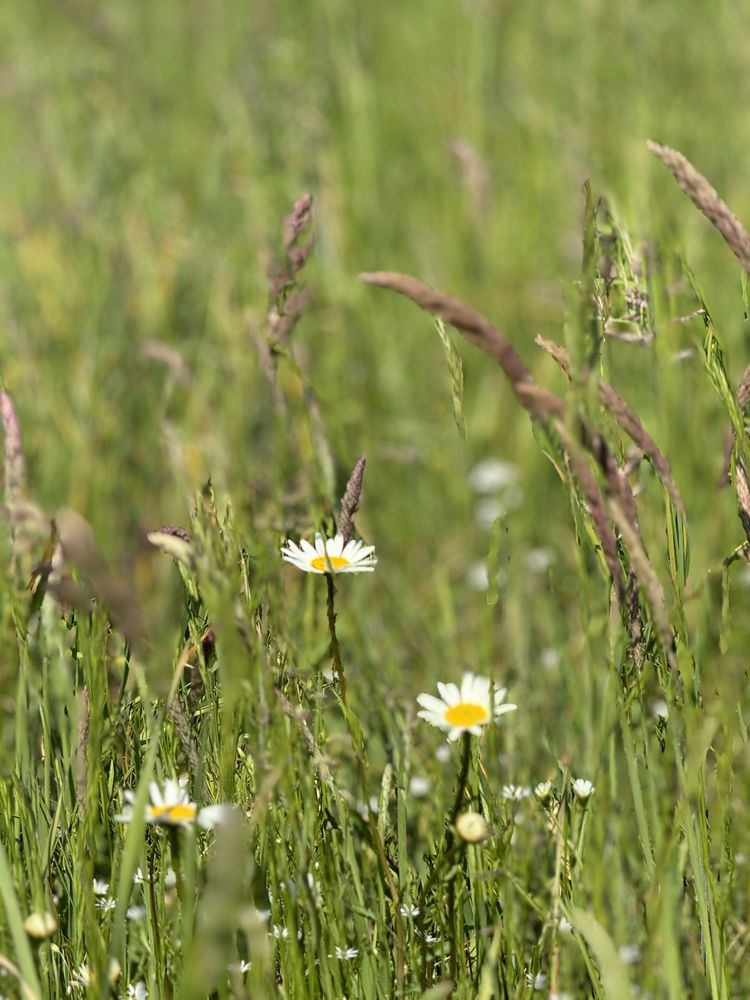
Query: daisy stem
[[417, 733, 473, 988], [325, 572, 347, 703], [146, 839, 165, 998], [449, 732, 473, 830], [417, 840, 462, 988], [323, 576, 404, 985], [448, 732, 471, 984]]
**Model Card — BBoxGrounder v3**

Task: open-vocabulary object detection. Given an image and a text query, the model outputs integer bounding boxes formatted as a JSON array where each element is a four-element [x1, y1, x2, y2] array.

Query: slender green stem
[[449, 733, 473, 830], [325, 573, 347, 703]]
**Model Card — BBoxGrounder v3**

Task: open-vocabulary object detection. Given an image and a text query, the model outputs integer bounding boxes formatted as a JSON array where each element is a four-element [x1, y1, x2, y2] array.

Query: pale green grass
[[2, 1, 750, 997]]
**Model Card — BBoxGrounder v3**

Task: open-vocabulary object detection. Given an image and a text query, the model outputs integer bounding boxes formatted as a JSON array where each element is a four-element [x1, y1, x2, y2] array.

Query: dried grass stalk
[[75, 686, 89, 814], [735, 458, 750, 546], [608, 498, 677, 673], [647, 141, 750, 275], [720, 363, 750, 486], [362, 270, 645, 606], [536, 336, 685, 517], [338, 456, 366, 544], [1, 389, 26, 507], [360, 272, 548, 415], [169, 692, 198, 776], [554, 420, 626, 605]]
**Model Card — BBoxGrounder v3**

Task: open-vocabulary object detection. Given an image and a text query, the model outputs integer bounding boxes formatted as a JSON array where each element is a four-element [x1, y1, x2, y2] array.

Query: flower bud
[[455, 811, 491, 844], [24, 911, 57, 940]]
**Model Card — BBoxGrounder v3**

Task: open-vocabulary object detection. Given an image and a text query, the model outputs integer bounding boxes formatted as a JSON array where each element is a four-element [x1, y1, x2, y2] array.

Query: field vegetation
[[2, 2, 750, 997]]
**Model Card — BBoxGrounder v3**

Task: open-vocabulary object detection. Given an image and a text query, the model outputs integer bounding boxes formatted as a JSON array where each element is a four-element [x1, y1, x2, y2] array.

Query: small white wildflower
[[525, 547, 553, 573], [329, 946, 358, 960], [618, 944, 641, 965], [466, 561, 506, 592], [526, 972, 547, 990], [408, 776, 431, 797], [474, 497, 507, 529], [133, 868, 147, 885], [127, 906, 147, 921], [466, 560, 490, 591], [164, 868, 177, 889], [228, 960, 252, 974], [271, 925, 289, 940], [468, 459, 520, 493], [125, 983, 148, 1000], [280, 533, 376, 574], [67, 964, 90, 993], [651, 699, 668, 719], [540, 648, 560, 669], [93, 879, 109, 895], [502, 784, 530, 801], [435, 744, 452, 764], [96, 897, 116, 913], [534, 781, 553, 803], [417, 672, 517, 742], [399, 904, 420, 918], [556, 916, 572, 934], [572, 778, 595, 801]]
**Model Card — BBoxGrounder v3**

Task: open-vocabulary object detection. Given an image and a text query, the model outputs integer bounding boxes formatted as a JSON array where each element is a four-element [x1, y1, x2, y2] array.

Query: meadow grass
[[2, 2, 750, 997]]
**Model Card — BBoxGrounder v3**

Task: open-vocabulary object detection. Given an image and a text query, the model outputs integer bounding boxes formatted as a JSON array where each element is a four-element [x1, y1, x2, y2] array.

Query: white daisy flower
[[280, 533, 376, 574], [417, 672, 517, 742], [115, 779, 232, 829], [571, 778, 595, 801]]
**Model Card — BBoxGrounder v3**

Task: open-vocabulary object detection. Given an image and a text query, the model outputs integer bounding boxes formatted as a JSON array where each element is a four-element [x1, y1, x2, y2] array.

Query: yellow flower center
[[148, 802, 197, 823], [444, 703, 489, 727], [310, 555, 350, 572]]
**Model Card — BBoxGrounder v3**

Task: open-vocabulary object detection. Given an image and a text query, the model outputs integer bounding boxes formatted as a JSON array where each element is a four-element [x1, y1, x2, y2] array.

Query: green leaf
[[569, 907, 637, 1000]]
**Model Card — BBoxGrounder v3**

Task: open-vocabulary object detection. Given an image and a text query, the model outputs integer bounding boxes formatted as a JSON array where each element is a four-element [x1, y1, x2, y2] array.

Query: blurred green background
[[3, 0, 750, 703]]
